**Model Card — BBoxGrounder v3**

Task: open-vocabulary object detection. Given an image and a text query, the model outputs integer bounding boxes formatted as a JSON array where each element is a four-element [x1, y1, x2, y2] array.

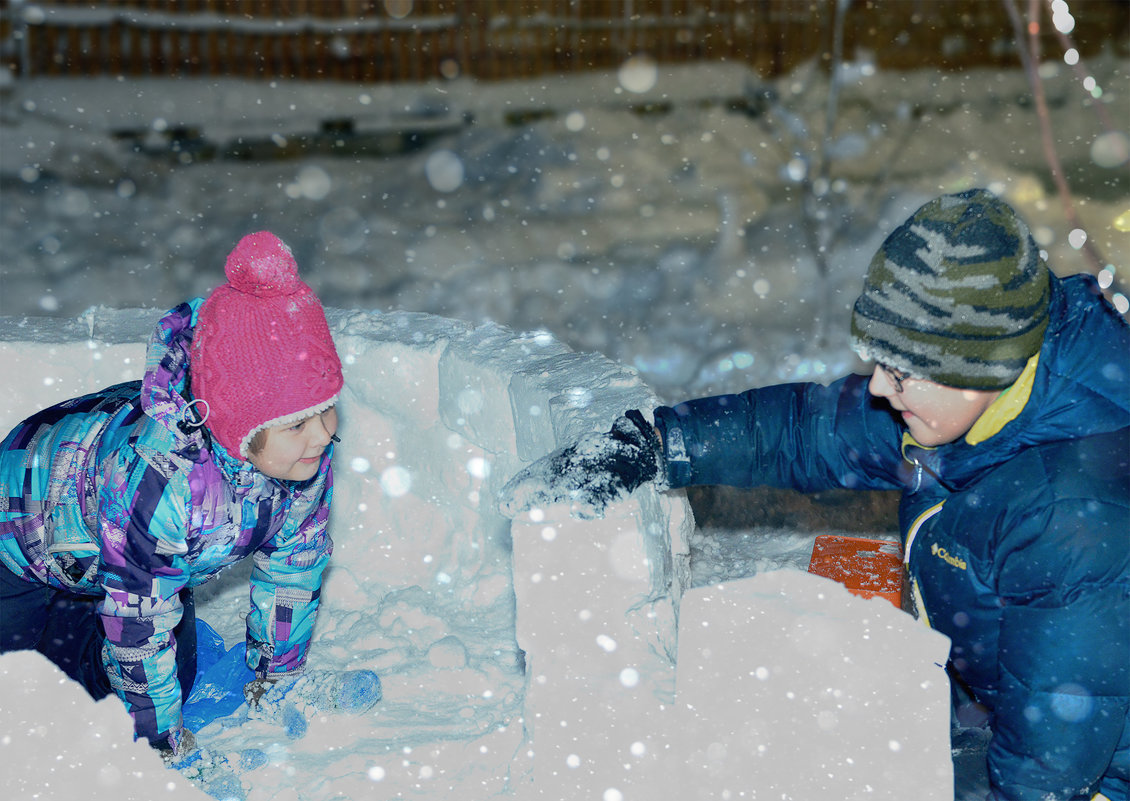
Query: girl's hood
[[138, 299, 244, 478], [140, 300, 204, 449]]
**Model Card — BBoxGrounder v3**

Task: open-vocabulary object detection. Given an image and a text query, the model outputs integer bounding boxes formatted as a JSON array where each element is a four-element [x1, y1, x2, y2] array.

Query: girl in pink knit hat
[[0, 232, 353, 757]]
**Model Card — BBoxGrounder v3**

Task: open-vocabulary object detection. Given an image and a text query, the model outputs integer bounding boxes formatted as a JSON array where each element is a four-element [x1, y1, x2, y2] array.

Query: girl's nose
[[309, 416, 334, 447]]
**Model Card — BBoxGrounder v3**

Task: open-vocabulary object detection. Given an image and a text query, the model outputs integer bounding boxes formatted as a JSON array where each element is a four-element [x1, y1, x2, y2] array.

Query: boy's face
[[248, 407, 339, 481], [868, 367, 1001, 447]]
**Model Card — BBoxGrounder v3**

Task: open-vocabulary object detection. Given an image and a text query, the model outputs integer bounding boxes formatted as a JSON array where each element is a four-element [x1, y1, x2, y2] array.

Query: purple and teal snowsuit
[[0, 300, 335, 750]]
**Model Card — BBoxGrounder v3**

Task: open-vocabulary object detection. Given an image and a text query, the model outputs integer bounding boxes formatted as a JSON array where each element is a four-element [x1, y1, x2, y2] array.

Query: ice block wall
[[0, 306, 692, 795], [0, 307, 952, 800]]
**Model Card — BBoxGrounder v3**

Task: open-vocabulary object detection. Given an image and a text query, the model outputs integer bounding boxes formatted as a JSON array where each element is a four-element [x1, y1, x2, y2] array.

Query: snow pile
[[0, 650, 210, 801], [672, 572, 952, 799], [509, 500, 951, 799], [0, 306, 953, 800]]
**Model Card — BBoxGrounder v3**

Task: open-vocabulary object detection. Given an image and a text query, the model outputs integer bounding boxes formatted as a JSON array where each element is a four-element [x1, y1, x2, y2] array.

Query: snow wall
[[0, 307, 953, 800]]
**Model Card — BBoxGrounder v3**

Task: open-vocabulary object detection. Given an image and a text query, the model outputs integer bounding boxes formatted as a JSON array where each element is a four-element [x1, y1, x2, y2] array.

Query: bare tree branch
[[1003, 0, 1124, 301]]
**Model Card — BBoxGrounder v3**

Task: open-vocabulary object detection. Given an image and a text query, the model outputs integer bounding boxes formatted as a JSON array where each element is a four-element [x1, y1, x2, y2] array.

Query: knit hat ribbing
[[850, 188, 1051, 390], [190, 232, 343, 458]]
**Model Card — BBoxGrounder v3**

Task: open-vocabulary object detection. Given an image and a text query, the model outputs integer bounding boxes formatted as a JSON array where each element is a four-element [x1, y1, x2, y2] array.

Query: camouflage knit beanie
[[850, 188, 1051, 390]]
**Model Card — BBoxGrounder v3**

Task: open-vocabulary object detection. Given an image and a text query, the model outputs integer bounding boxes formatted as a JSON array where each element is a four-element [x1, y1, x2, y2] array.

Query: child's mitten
[[499, 409, 667, 520], [158, 727, 197, 765], [243, 676, 284, 708], [246, 669, 383, 740], [333, 669, 384, 713]]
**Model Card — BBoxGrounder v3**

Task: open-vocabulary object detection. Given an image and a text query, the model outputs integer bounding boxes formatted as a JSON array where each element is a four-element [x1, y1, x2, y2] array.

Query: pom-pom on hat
[[191, 232, 343, 458], [850, 188, 1051, 390]]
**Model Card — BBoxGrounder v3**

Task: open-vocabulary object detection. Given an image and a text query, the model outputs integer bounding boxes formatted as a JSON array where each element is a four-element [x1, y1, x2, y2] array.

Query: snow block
[[508, 350, 655, 463], [330, 309, 464, 426], [0, 308, 152, 428], [510, 486, 691, 798], [671, 570, 953, 799], [437, 322, 571, 456], [0, 650, 211, 801]]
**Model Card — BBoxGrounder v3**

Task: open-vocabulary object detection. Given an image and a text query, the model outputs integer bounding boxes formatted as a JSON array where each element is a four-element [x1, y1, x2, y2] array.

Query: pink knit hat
[[190, 232, 343, 458]]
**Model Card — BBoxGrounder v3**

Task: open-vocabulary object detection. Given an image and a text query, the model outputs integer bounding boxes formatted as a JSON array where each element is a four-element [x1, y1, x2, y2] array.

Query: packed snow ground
[[1, 53, 1127, 801]]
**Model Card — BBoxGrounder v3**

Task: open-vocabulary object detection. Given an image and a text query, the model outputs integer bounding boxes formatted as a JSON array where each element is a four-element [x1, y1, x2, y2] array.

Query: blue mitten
[[499, 409, 667, 520], [246, 669, 383, 740]]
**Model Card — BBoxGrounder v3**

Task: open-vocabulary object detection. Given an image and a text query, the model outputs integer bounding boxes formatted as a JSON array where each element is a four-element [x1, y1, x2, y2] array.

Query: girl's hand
[[243, 677, 280, 709], [159, 727, 197, 764]]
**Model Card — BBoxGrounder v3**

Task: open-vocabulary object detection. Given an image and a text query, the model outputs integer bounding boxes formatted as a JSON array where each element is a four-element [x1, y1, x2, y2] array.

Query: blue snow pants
[[0, 565, 197, 704]]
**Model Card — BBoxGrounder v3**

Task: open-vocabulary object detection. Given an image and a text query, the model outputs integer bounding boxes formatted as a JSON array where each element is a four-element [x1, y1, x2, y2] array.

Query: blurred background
[[5, 0, 1127, 82]]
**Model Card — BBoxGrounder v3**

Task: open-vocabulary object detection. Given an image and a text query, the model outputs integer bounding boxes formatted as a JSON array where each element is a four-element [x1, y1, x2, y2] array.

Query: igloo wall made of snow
[[0, 307, 953, 800], [0, 306, 690, 780]]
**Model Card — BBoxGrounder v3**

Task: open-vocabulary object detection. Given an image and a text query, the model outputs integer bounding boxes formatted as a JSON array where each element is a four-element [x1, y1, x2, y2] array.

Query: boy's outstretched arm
[[499, 409, 668, 520]]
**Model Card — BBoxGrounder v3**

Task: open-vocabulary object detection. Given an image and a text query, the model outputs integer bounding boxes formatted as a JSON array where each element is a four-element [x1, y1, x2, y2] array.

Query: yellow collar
[[901, 430, 932, 458], [964, 352, 1040, 446]]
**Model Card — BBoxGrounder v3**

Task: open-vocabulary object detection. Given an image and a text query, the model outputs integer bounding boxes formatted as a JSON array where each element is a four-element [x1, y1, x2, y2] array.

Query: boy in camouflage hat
[[503, 189, 1130, 801], [851, 189, 1051, 391]]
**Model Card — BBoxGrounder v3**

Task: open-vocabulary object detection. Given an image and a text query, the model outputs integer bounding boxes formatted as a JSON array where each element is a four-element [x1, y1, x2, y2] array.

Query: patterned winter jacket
[[653, 272, 1129, 801], [0, 300, 335, 749]]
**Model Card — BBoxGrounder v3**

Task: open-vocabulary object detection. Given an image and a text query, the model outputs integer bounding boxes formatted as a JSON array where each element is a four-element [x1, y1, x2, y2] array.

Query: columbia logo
[[931, 543, 967, 570]]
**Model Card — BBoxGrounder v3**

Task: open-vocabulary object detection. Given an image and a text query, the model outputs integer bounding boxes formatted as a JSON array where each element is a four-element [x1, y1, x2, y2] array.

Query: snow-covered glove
[[246, 670, 383, 741], [499, 409, 668, 520], [243, 676, 285, 709], [246, 671, 383, 714], [158, 727, 197, 766]]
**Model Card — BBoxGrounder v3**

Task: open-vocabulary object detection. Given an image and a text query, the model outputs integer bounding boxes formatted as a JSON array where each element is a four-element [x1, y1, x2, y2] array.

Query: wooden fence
[[3, 0, 1127, 82]]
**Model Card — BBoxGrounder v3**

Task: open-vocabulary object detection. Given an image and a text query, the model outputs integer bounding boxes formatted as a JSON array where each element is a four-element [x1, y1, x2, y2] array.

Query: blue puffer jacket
[[653, 273, 1129, 801], [0, 301, 335, 749]]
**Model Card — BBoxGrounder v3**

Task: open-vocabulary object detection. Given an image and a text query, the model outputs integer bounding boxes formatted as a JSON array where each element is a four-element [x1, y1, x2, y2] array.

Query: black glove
[[499, 409, 667, 520]]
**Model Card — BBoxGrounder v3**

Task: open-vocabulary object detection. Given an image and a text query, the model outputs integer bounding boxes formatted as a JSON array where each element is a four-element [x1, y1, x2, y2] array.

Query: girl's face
[[868, 366, 1001, 447], [248, 407, 339, 481]]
